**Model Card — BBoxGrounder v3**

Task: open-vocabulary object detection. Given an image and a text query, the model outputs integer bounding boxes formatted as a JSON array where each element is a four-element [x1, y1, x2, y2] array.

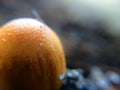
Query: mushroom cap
[[0, 18, 66, 90]]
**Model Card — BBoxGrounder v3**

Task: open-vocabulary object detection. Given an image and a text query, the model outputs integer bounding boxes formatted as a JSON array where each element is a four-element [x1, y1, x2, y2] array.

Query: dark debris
[[60, 66, 120, 90]]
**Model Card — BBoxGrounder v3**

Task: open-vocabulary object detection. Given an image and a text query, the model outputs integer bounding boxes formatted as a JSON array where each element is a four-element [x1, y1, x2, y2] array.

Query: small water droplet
[[59, 74, 65, 80], [33, 35, 37, 37], [24, 36, 27, 39], [39, 38, 41, 40], [39, 26, 42, 28], [31, 29, 34, 32], [33, 38, 35, 40], [2, 38, 6, 42], [7, 33, 12, 36], [40, 43, 44, 46], [42, 39, 45, 41], [50, 45, 54, 48]]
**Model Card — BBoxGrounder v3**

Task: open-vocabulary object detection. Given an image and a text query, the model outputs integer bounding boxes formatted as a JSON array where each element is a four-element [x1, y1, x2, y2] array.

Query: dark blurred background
[[0, 0, 120, 70]]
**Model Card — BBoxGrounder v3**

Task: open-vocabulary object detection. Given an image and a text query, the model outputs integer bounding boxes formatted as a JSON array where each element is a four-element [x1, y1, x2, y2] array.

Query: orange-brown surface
[[0, 18, 66, 90]]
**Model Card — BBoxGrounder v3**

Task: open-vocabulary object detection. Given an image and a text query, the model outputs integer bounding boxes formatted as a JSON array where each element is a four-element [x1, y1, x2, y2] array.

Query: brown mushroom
[[0, 18, 66, 90]]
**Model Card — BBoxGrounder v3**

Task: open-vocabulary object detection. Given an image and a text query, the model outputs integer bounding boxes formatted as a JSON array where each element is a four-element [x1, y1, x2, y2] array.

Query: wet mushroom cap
[[0, 18, 66, 90]]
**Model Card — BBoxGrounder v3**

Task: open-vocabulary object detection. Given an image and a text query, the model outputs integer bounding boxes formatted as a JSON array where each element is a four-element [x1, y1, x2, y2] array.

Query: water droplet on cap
[[50, 45, 54, 48], [40, 43, 44, 46], [2, 38, 6, 42]]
